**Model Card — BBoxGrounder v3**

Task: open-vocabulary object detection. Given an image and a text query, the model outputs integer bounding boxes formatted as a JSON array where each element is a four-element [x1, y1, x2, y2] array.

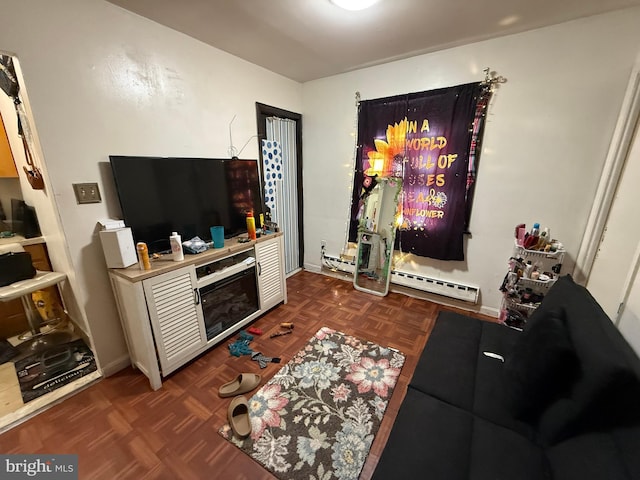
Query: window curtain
[[349, 82, 488, 261], [264, 117, 299, 274]]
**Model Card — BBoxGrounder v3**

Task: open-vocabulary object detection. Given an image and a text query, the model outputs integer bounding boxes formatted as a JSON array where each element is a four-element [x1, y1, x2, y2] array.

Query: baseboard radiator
[[322, 254, 479, 303]]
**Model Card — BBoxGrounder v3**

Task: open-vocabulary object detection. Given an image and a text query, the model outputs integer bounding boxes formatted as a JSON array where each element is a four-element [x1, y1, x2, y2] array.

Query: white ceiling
[[107, 0, 640, 82]]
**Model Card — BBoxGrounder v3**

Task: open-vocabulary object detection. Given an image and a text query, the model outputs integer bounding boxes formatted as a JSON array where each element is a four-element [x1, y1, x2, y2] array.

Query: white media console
[[108, 233, 286, 390]]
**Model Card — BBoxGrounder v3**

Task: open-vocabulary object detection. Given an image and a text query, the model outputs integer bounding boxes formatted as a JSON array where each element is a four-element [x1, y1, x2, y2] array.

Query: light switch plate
[[73, 183, 102, 204]]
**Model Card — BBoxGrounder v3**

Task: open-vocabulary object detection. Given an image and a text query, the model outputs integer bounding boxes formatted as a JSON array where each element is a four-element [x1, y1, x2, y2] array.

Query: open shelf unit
[[499, 240, 565, 330]]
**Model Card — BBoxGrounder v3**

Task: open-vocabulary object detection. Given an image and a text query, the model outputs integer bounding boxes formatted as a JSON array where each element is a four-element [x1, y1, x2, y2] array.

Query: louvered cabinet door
[[143, 265, 206, 375], [255, 235, 286, 311]]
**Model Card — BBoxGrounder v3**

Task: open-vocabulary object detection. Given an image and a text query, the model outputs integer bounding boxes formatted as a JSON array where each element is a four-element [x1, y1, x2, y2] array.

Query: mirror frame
[[353, 177, 402, 296]]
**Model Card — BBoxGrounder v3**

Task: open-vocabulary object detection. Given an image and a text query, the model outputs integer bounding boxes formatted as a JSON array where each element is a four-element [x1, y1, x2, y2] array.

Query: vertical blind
[[265, 117, 299, 274]]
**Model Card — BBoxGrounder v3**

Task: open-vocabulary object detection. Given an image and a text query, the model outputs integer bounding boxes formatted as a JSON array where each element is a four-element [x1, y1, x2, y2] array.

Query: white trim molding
[[615, 240, 640, 326], [573, 62, 640, 285]]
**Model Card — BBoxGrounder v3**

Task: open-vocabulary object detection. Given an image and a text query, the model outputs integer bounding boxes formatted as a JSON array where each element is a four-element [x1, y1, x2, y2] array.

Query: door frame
[[573, 63, 640, 285], [573, 58, 640, 285], [255, 102, 304, 271]]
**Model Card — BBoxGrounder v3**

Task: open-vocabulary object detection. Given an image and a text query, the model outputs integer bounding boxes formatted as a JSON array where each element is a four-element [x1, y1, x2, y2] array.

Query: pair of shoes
[[228, 395, 251, 438], [218, 373, 261, 398]]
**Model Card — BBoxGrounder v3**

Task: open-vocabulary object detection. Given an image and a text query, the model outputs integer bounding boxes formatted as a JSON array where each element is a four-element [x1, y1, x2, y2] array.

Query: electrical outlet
[[73, 183, 102, 204], [321, 240, 326, 249]]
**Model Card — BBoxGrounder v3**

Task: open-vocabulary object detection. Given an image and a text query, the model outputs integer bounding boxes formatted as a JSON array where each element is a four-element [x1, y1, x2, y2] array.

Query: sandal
[[228, 395, 251, 438], [218, 373, 261, 398]]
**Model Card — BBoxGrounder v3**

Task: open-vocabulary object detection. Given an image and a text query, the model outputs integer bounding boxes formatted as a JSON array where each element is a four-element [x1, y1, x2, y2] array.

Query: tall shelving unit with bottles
[[499, 237, 565, 330]]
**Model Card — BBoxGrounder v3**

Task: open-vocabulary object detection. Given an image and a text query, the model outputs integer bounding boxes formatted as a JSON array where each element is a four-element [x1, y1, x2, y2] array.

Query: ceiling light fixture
[[330, 0, 381, 11]]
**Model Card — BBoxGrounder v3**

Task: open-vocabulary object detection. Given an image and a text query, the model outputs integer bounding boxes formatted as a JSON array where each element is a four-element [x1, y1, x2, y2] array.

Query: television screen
[[109, 156, 263, 254]]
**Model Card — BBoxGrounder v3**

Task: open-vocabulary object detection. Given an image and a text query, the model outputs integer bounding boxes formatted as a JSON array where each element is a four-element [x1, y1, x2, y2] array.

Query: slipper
[[218, 373, 261, 398], [228, 395, 251, 439]]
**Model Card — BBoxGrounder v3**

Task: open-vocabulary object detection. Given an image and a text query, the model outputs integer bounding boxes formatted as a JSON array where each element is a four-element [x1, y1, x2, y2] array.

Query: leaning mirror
[[353, 177, 402, 296]]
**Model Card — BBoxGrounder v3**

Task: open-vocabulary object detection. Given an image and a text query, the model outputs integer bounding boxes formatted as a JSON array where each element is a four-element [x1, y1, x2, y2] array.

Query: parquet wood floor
[[0, 270, 495, 479]]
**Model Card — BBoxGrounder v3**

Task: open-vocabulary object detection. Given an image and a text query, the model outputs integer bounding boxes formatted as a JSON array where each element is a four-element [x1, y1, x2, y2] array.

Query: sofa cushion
[[373, 387, 473, 480], [503, 307, 579, 422], [473, 320, 537, 438], [469, 414, 549, 480], [411, 311, 534, 437], [409, 311, 482, 410], [374, 388, 548, 480]]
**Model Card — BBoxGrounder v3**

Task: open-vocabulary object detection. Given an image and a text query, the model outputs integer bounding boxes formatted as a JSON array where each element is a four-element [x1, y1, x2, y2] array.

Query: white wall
[[0, 0, 302, 372], [302, 8, 640, 315]]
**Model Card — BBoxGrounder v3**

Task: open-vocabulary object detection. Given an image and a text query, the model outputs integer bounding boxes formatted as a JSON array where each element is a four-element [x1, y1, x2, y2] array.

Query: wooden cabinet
[[143, 265, 206, 375], [109, 233, 286, 390], [255, 235, 286, 311], [0, 111, 17, 178]]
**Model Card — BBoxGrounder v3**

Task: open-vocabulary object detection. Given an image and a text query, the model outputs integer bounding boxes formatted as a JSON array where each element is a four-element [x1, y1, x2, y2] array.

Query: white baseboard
[[303, 262, 322, 273], [98, 354, 131, 377], [390, 284, 497, 317], [303, 267, 499, 319]]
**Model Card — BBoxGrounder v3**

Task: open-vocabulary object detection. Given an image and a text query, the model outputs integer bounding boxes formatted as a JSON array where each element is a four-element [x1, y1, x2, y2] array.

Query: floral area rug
[[219, 327, 406, 480]]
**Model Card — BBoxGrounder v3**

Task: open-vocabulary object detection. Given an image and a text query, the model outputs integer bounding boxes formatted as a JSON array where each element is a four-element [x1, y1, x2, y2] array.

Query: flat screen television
[[109, 156, 263, 254]]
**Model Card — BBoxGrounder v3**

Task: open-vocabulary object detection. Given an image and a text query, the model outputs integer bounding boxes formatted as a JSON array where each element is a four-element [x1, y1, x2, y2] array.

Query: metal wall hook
[[482, 67, 507, 88]]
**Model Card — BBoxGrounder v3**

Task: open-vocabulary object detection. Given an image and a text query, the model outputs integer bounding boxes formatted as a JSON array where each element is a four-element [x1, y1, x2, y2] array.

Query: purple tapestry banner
[[349, 82, 485, 261]]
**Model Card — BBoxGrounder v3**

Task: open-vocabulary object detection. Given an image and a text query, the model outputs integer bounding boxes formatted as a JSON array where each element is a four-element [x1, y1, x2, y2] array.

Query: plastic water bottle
[[170, 231, 184, 261]]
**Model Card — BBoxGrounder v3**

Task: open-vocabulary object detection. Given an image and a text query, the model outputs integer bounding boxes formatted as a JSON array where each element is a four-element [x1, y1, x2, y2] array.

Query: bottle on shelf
[[531, 262, 541, 280], [540, 227, 551, 250], [524, 261, 533, 278], [137, 242, 151, 271], [523, 223, 540, 249], [170, 231, 184, 261], [246, 210, 257, 240], [530, 223, 540, 237], [533, 227, 549, 250], [514, 223, 526, 246]]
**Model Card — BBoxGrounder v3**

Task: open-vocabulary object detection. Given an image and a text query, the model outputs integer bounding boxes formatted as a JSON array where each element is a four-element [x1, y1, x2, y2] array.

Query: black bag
[[0, 251, 36, 287]]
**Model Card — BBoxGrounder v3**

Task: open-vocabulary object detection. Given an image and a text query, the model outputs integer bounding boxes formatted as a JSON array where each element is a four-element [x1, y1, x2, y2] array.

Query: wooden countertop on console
[[109, 232, 283, 283]]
